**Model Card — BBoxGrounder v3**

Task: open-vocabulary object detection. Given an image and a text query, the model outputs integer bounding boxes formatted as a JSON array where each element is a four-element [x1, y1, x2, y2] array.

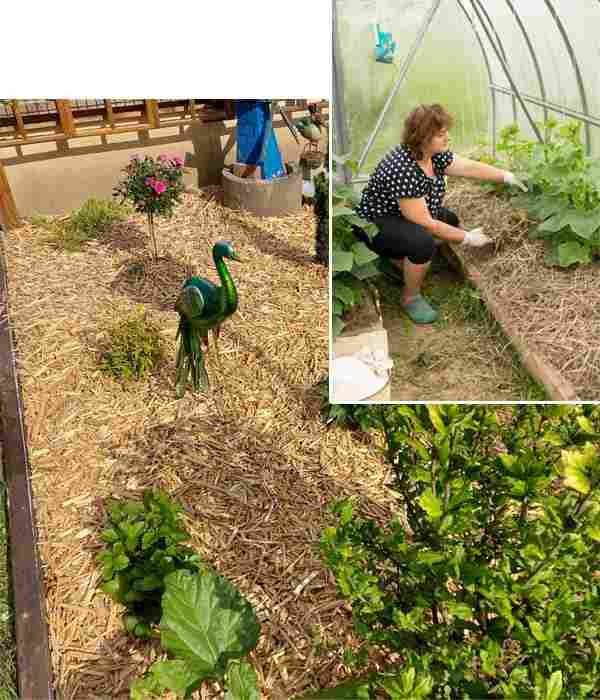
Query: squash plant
[[317, 404, 600, 698], [484, 119, 600, 267], [332, 157, 381, 338]]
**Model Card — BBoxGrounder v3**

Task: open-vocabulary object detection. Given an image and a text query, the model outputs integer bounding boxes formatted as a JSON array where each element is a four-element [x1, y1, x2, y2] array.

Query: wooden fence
[[0, 99, 326, 229]]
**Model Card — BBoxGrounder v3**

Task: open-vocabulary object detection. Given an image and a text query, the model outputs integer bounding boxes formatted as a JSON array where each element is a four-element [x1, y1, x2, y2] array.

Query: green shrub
[[97, 489, 201, 637], [70, 197, 130, 238], [319, 404, 600, 699], [35, 198, 130, 252], [99, 307, 163, 382]]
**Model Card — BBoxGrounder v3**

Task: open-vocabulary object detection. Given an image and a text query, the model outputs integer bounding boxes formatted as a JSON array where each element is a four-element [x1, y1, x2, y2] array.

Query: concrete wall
[[0, 113, 328, 218]]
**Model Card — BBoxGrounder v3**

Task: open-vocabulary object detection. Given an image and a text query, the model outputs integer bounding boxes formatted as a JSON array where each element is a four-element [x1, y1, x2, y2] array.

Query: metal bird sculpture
[[174, 240, 241, 398], [294, 104, 325, 155]]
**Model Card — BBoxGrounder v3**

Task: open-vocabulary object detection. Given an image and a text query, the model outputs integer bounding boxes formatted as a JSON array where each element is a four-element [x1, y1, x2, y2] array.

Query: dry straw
[[4, 188, 397, 699], [445, 179, 600, 400]]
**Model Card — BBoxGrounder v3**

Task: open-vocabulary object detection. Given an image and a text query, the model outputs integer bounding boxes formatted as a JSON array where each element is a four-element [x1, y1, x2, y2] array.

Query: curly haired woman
[[355, 104, 527, 324]]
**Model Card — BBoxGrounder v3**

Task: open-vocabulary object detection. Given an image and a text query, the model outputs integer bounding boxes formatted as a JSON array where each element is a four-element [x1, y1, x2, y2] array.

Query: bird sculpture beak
[[230, 251, 242, 262]]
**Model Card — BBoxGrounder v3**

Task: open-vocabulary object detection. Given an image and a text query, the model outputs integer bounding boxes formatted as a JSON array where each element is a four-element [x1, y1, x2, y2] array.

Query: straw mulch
[[445, 180, 600, 400], [3, 189, 397, 700]]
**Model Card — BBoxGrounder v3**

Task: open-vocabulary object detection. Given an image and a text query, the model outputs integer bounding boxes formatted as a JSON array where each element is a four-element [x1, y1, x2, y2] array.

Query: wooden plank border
[[0, 238, 54, 699], [446, 245, 579, 401], [0, 161, 19, 230]]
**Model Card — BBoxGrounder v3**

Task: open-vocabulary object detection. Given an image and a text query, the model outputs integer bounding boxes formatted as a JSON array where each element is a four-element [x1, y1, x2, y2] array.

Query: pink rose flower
[[152, 179, 167, 195]]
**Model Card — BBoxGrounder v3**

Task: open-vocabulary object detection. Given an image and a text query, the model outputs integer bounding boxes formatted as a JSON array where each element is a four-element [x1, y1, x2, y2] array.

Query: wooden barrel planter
[[221, 164, 303, 217]]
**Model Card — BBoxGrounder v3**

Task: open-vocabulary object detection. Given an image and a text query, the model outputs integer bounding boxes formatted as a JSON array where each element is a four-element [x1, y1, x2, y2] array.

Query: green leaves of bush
[[332, 159, 381, 338], [495, 119, 600, 267], [99, 306, 164, 382], [320, 404, 600, 698]]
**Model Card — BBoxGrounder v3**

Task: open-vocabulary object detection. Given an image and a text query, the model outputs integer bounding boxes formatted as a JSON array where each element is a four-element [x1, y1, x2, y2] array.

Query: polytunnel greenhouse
[[331, 0, 600, 402]]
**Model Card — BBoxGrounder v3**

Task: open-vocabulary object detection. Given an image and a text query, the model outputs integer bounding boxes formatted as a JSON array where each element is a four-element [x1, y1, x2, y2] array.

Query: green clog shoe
[[402, 294, 438, 324]]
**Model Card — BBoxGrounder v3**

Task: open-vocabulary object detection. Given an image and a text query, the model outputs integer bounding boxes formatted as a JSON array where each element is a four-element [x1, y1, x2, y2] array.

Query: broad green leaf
[[332, 315, 346, 338], [528, 618, 546, 641], [333, 299, 343, 315], [333, 250, 354, 273], [294, 680, 371, 698], [446, 602, 473, 620], [585, 526, 600, 542], [561, 446, 594, 494], [160, 569, 260, 678], [351, 241, 379, 266], [332, 205, 355, 217], [417, 551, 445, 565], [557, 240, 591, 267], [333, 280, 354, 306], [538, 212, 566, 233], [545, 671, 563, 700], [224, 661, 260, 700], [563, 210, 600, 239], [427, 406, 446, 434], [418, 490, 443, 520], [577, 415, 596, 434], [351, 260, 381, 280], [131, 659, 204, 699]]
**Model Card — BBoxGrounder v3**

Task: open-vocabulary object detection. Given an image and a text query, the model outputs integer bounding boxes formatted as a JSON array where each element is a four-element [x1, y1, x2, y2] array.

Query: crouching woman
[[354, 103, 527, 323]]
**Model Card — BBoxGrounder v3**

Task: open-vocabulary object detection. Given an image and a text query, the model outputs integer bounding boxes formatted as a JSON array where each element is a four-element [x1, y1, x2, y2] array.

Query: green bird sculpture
[[174, 240, 241, 398], [294, 104, 325, 155]]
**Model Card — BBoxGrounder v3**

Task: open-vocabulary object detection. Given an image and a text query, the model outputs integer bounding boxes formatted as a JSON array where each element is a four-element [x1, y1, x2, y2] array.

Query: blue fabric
[[374, 23, 396, 63], [234, 100, 286, 180]]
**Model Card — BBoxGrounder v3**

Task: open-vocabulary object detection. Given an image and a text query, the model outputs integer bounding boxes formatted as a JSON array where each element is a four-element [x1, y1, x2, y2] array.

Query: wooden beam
[[54, 100, 76, 137], [104, 99, 115, 128], [10, 101, 26, 139], [0, 161, 19, 230], [145, 99, 160, 128]]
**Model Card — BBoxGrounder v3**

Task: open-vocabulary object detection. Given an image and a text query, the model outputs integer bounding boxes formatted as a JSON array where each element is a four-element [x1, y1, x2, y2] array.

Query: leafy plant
[[484, 119, 600, 267], [34, 198, 130, 251], [130, 568, 261, 699], [97, 489, 201, 636], [320, 404, 600, 698], [114, 153, 186, 260], [332, 156, 381, 338], [99, 306, 164, 382]]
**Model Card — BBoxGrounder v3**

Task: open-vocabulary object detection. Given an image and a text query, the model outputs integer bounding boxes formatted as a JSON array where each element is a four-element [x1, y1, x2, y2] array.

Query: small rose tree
[[113, 153, 186, 261]]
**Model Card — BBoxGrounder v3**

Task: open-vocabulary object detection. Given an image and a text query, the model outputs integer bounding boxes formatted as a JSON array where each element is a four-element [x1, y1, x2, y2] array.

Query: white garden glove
[[461, 227, 493, 247], [503, 171, 528, 192]]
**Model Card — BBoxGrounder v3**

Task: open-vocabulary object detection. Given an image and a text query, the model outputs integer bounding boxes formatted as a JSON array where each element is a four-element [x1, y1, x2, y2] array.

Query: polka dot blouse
[[355, 144, 454, 221]]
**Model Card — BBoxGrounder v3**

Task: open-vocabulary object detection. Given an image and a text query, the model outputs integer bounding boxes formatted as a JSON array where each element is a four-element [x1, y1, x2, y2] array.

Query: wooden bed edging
[[0, 236, 54, 699], [448, 247, 579, 401]]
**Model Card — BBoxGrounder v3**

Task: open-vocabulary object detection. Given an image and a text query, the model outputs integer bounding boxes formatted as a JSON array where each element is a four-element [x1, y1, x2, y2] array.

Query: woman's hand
[[503, 171, 528, 192], [461, 227, 493, 247]]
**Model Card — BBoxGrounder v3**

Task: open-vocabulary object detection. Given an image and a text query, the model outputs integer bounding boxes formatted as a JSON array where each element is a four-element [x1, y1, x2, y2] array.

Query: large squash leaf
[[224, 660, 260, 700], [160, 569, 260, 678]]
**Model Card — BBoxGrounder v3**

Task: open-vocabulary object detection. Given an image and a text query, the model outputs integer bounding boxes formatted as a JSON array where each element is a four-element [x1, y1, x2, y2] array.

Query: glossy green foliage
[[320, 404, 600, 698], [494, 119, 600, 267], [332, 157, 381, 338], [130, 569, 260, 699], [97, 489, 201, 637], [99, 306, 164, 382]]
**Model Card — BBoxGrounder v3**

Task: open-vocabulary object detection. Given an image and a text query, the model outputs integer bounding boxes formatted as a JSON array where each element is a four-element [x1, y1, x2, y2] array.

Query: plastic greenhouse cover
[[334, 0, 600, 174]]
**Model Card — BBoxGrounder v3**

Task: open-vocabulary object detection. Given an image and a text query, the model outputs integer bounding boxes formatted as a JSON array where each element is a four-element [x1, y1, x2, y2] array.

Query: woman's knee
[[407, 229, 436, 264]]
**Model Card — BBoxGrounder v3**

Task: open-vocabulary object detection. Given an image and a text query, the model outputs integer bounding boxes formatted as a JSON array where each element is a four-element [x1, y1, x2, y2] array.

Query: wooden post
[[224, 100, 235, 119], [188, 99, 197, 121], [104, 99, 115, 128], [0, 161, 19, 230], [55, 100, 76, 137], [10, 100, 26, 139], [145, 99, 160, 129]]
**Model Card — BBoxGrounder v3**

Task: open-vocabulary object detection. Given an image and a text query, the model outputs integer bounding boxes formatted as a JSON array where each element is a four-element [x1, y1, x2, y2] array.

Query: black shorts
[[355, 207, 460, 264]]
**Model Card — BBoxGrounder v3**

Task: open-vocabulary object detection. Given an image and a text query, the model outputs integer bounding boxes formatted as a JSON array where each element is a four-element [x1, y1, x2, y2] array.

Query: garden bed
[[1, 187, 402, 699], [445, 179, 600, 401]]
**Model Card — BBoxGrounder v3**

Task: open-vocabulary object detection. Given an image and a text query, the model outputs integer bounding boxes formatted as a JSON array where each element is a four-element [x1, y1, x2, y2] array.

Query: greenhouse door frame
[[333, 0, 597, 185]]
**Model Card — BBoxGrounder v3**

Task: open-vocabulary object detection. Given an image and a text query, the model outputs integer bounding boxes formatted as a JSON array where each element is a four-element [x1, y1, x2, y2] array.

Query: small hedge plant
[[99, 306, 163, 382], [35, 198, 130, 251]]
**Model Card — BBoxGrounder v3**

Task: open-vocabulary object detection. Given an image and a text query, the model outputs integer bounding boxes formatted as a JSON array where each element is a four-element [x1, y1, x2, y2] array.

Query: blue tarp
[[235, 100, 286, 180]]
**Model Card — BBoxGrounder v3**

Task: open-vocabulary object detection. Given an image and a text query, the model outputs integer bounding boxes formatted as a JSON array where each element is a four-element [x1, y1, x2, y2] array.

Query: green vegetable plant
[[484, 119, 600, 267], [114, 153, 186, 261], [97, 489, 201, 637], [130, 568, 261, 700], [318, 404, 600, 698], [332, 156, 381, 338], [99, 306, 164, 382]]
